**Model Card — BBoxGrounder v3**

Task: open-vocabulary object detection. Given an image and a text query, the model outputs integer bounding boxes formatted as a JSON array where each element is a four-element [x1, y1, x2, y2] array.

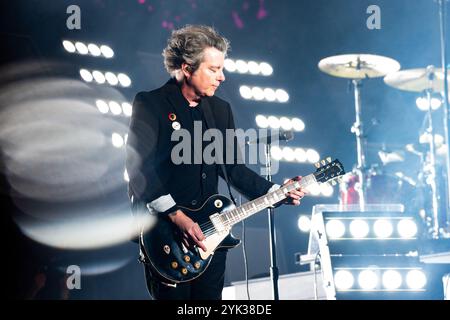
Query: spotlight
[[306, 149, 320, 163], [239, 85, 252, 99], [326, 219, 346, 239], [79, 69, 93, 82], [105, 72, 119, 86], [235, 60, 249, 73], [297, 215, 311, 233], [307, 183, 321, 196], [109, 101, 122, 115], [382, 270, 402, 290], [92, 70, 106, 84], [96, 100, 109, 114], [263, 88, 276, 101], [294, 148, 307, 163], [270, 146, 283, 160], [374, 219, 394, 238], [406, 269, 427, 289], [87, 43, 101, 56], [260, 62, 273, 76], [334, 270, 354, 290], [279, 117, 293, 131], [111, 133, 124, 148], [291, 118, 305, 131], [247, 61, 260, 74], [358, 269, 378, 290], [282, 147, 295, 162], [275, 89, 289, 103], [320, 182, 334, 197], [350, 219, 370, 238], [267, 116, 280, 129], [117, 73, 131, 87], [224, 59, 237, 72], [100, 45, 114, 58], [75, 41, 89, 55], [397, 219, 418, 238], [62, 40, 76, 53], [122, 102, 132, 117], [224, 59, 272, 76], [251, 87, 265, 100], [255, 115, 269, 128]]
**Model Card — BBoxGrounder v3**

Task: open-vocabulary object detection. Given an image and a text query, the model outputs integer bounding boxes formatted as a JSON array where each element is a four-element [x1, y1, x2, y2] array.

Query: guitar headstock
[[313, 157, 345, 185]]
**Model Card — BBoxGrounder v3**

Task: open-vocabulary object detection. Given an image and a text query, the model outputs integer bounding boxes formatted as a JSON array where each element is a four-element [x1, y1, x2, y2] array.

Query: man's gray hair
[[162, 25, 230, 76]]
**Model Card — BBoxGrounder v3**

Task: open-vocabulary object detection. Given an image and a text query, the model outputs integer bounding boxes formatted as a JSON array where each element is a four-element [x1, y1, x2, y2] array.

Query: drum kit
[[318, 53, 450, 239]]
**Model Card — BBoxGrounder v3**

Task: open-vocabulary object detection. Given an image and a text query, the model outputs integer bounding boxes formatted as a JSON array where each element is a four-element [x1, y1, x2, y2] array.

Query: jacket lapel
[[163, 79, 194, 134]]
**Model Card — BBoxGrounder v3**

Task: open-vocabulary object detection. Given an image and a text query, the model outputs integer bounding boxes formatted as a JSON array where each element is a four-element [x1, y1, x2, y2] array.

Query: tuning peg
[[321, 160, 326, 165], [315, 162, 321, 168], [326, 157, 332, 163]]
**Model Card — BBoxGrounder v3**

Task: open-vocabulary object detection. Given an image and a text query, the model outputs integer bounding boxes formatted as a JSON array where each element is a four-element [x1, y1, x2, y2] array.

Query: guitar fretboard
[[219, 174, 316, 227]]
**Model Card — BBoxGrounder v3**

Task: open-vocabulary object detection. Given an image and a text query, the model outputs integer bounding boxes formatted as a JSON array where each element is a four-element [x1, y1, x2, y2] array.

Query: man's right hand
[[168, 210, 207, 252]]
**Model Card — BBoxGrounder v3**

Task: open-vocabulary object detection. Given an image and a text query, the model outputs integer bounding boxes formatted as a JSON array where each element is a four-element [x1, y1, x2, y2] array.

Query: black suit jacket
[[126, 78, 274, 214]]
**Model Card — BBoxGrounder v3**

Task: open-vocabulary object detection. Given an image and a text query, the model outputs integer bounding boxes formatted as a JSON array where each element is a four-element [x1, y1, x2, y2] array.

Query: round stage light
[[122, 102, 132, 117], [334, 270, 354, 290], [239, 85, 252, 99], [374, 219, 393, 238], [297, 215, 311, 232], [260, 62, 273, 76], [326, 219, 345, 239], [111, 133, 124, 148], [95, 100, 109, 114], [358, 269, 378, 290], [397, 219, 418, 238], [62, 40, 76, 53], [406, 269, 427, 289], [382, 270, 402, 290], [100, 45, 114, 58], [109, 101, 122, 115], [117, 73, 131, 87], [79, 69, 93, 82], [349, 219, 369, 238]]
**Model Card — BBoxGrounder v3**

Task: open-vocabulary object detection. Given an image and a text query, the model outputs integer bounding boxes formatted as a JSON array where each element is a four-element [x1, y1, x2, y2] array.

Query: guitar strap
[[201, 98, 237, 206]]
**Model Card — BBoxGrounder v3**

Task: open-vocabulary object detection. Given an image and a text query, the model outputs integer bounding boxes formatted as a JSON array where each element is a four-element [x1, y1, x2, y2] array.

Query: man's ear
[[181, 63, 192, 78]]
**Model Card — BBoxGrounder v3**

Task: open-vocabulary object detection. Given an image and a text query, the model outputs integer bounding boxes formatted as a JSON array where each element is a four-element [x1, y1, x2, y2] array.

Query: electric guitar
[[140, 158, 345, 283]]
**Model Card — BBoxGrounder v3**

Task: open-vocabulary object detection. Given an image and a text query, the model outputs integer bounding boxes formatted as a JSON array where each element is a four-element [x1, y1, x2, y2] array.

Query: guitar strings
[[198, 181, 306, 237]]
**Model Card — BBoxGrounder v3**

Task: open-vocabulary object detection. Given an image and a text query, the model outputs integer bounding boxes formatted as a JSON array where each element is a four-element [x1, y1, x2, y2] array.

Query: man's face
[[188, 47, 225, 97]]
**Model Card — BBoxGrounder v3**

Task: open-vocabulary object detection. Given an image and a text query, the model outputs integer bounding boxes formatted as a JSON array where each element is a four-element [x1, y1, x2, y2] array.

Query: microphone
[[247, 129, 294, 145]]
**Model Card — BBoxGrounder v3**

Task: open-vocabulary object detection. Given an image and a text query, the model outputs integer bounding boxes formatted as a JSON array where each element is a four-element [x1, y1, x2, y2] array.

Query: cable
[[238, 195, 251, 300], [242, 218, 251, 300]]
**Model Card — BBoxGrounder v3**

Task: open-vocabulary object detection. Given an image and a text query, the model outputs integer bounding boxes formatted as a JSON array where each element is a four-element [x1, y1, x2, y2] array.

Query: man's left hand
[[282, 176, 307, 206]]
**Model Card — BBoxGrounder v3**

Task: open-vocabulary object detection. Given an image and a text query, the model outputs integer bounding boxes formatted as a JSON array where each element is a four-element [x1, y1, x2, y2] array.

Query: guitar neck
[[220, 174, 317, 227]]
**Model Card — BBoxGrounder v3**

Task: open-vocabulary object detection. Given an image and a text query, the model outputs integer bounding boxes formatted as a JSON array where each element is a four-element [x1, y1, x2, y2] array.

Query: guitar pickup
[[209, 213, 228, 234]]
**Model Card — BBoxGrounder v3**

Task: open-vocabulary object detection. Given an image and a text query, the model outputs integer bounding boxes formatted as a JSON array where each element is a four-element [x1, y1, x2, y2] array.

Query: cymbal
[[318, 54, 401, 79], [384, 66, 450, 92]]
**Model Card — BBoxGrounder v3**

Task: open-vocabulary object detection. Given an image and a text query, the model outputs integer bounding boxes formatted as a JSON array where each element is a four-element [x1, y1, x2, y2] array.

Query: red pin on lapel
[[168, 113, 177, 121]]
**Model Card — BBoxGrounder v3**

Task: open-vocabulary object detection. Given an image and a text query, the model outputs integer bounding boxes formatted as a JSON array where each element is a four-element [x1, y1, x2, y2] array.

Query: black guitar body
[[140, 194, 241, 283]]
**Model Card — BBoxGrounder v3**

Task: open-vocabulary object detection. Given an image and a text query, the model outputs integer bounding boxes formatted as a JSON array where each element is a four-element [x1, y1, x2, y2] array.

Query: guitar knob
[[171, 261, 178, 269], [183, 255, 191, 263], [181, 268, 188, 275], [194, 261, 201, 269]]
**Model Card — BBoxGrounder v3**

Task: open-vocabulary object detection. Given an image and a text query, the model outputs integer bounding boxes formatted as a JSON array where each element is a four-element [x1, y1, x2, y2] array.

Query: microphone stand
[[264, 142, 279, 300], [248, 129, 293, 300]]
